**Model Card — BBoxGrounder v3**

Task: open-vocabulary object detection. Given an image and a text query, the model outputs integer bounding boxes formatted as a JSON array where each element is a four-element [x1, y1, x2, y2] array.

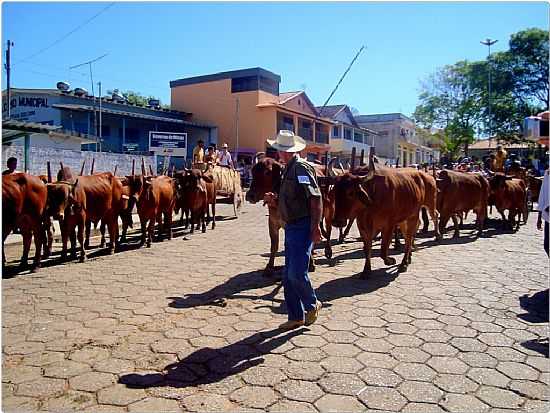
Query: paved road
[[3, 202, 549, 412]]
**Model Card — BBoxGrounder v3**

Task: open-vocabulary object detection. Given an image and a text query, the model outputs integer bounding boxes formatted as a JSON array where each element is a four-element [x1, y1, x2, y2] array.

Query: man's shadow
[[518, 289, 549, 357], [119, 327, 305, 389]]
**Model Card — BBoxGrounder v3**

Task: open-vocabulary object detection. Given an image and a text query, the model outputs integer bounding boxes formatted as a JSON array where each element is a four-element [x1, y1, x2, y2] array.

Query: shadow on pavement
[[167, 269, 281, 309], [119, 327, 305, 389], [518, 289, 549, 357]]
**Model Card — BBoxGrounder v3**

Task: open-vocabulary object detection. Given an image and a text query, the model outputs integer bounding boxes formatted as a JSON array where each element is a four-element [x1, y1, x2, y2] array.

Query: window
[[259, 76, 279, 95], [344, 128, 352, 140], [277, 112, 294, 132], [332, 126, 340, 137], [354, 131, 363, 143], [232, 76, 259, 93], [101, 125, 111, 137], [121, 128, 140, 144]]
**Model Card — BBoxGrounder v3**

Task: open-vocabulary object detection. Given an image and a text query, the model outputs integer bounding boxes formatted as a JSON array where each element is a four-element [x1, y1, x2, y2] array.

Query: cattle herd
[[2, 148, 533, 279]]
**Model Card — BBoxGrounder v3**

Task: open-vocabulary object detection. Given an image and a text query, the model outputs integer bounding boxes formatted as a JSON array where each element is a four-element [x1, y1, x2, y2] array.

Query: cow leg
[[451, 215, 460, 238], [201, 210, 207, 233], [19, 226, 32, 270], [84, 220, 92, 249], [70, 227, 77, 260], [393, 228, 402, 251], [147, 216, 155, 247], [324, 217, 333, 260], [360, 235, 373, 279], [156, 212, 163, 242], [107, 217, 117, 254], [60, 220, 69, 261], [420, 207, 429, 233], [475, 206, 486, 236], [381, 227, 396, 266], [99, 221, 106, 248], [339, 218, 354, 243], [459, 213, 464, 229], [211, 200, 216, 230], [498, 209, 508, 229], [166, 210, 173, 240], [428, 207, 441, 241], [264, 223, 279, 275], [31, 224, 43, 272], [399, 216, 418, 272], [77, 221, 86, 262]]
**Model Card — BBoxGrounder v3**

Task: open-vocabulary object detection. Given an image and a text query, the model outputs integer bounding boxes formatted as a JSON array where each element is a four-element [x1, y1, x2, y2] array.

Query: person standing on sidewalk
[[263, 130, 323, 330], [537, 168, 549, 256]]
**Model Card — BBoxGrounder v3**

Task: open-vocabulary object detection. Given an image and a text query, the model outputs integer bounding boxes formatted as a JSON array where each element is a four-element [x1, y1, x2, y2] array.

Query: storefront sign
[[149, 131, 187, 157], [2, 96, 49, 113]]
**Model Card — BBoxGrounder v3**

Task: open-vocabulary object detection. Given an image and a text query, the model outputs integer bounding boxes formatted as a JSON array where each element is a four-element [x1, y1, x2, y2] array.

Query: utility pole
[[98, 81, 102, 152], [480, 38, 498, 141], [4, 40, 14, 119]]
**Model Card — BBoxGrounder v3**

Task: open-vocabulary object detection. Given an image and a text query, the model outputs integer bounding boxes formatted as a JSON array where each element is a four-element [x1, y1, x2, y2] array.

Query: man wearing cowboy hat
[[218, 143, 234, 168], [264, 130, 323, 330]]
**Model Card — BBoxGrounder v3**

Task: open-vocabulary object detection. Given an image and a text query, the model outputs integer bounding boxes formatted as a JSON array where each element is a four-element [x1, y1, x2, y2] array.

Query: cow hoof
[[108, 248, 114, 255], [324, 247, 333, 260], [398, 264, 408, 273], [202, 228, 206, 234], [452, 231, 460, 239], [384, 257, 396, 265], [30, 266, 39, 273], [308, 262, 316, 273], [435, 234, 443, 243], [99, 242, 106, 249], [79, 256, 86, 263], [394, 244, 403, 252]]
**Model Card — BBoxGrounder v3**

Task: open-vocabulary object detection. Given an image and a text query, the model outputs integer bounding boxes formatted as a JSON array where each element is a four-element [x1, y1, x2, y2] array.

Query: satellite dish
[[56, 81, 70, 92], [74, 87, 88, 97]]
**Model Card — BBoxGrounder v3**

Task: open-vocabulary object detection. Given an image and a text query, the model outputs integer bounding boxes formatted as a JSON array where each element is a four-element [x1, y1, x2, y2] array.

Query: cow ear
[[202, 174, 213, 183], [72, 179, 79, 195], [357, 184, 372, 205]]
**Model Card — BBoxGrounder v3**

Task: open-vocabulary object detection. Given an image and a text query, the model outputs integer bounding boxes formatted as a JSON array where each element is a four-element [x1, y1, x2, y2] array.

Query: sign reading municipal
[[149, 131, 187, 157]]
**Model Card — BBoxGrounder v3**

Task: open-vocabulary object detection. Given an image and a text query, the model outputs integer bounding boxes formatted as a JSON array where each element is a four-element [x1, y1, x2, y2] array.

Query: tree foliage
[[414, 28, 548, 155]]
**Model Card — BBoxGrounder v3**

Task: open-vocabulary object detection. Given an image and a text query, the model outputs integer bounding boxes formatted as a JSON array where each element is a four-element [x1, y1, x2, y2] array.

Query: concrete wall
[[2, 145, 157, 176]]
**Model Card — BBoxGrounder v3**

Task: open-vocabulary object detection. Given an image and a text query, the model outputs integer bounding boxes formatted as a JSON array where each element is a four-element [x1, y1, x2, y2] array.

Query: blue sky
[[2, 2, 548, 117]]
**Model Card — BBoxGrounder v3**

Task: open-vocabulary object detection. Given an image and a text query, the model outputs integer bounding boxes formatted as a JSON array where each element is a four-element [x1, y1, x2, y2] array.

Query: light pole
[[480, 38, 498, 140]]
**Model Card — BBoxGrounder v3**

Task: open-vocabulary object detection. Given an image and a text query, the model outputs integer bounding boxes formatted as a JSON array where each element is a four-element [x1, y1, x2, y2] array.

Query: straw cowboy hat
[[267, 130, 306, 152]]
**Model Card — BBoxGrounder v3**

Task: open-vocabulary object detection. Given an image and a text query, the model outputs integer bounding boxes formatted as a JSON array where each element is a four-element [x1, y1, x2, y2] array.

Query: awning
[[2, 119, 62, 144], [52, 104, 215, 129]]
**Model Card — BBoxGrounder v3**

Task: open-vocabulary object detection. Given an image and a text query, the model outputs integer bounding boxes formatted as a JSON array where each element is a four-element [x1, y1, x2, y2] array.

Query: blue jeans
[[283, 216, 318, 321]]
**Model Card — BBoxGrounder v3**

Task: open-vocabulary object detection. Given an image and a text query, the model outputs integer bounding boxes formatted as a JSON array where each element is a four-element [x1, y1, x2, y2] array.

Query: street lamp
[[480, 38, 498, 141]]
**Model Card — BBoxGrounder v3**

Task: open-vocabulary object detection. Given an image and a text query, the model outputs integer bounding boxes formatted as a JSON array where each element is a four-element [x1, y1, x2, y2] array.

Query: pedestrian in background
[[2, 157, 19, 175], [537, 169, 549, 256], [192, 140, 205, 171], [263, 130, 323, 330]]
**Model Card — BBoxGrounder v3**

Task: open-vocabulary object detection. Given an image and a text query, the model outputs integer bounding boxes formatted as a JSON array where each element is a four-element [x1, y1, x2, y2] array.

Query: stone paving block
[[427, 356, 469, 374], [422, 342, 459, 356], [268, 399, 318, 412], [230, 386, 279, 409], [69, 346, 110, 365], [275, 379, 324, 403], [466, 367, 510, 387], [128, 397, 183, 412], [398, 380, 443, 403], [526, 355, 550, 373], [394, 363, 437, 381], [283, 361, 325, 381], [69, 371, 117, 392], [433, 374, 478, 393], [391, 347, 430, 363], [318, 372, 366, 395], [320, 356, 364, 373], [509, 380, 550, 400], [439, 393, 489, 412], [314, 394, 366, 412], [43, 390, 96, 412], [496, 361, 540, 380], [358, 386, 407, 411], [241, 365, 287, 386], [402, 402, 446, 413], [457, 351, 498, 368], [476, 386, 524, 409], [181, 392, 236, 411], [93, 357, 135, 374], [358, 367, 402, 387], [2, 365, 42, 384], [16, 377, 67, 398], [43, 359, 91, 378]]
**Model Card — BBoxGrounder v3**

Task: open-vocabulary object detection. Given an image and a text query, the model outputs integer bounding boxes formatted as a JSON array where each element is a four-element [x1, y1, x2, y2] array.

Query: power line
[[14, 2, 115, 64]]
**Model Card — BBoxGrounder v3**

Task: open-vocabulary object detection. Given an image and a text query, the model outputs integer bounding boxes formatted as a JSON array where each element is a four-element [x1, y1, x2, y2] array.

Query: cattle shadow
[[517, 290, 549, 357], [118, 327, 306, 389], [167, 269, 282, 309]]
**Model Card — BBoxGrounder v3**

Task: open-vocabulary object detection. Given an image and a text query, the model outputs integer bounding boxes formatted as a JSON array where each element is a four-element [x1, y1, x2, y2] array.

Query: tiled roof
[[316, 105, 346, 118], [278, 91, 302, 104]]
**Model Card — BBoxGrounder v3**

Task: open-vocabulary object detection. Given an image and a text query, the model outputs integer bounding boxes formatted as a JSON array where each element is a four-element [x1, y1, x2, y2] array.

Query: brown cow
[[136, 175, 176, 247], [246, 157, 323, 275], [177, 169, 216, 234], [99, 176, 134, 246], [488, 174, 528, 230], [2, 173, 48, 271], [436, 170, 489, 237], [332, 160, 427, 276]]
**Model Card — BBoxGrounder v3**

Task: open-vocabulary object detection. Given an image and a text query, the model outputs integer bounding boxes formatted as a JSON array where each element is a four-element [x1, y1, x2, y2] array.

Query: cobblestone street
[[2, 202, 549, 412]]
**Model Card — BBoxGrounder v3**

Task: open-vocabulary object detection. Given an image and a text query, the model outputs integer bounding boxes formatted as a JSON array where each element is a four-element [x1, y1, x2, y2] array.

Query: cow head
[[246, 157, 282, 204], [489, 173, 513, 192], [45, 179, 80, 221], [333, 170, 375, 228], [126, 175, 145, 203]]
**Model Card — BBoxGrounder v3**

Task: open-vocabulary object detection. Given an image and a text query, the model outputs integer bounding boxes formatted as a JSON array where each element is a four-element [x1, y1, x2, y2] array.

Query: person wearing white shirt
[[537, 169, 549, 256], [218, 143, 233, 168]]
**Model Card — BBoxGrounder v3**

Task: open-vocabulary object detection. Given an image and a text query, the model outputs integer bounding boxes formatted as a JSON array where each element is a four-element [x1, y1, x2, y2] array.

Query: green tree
[[110, 90, 170, 109]]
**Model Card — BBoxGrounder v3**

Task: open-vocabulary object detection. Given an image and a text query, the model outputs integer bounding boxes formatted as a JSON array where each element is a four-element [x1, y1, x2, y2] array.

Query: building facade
[[355, 113, 436, 166], [315, 105, 377, 162], [3, 88, 217, 169], [170, 67, 334, 161]]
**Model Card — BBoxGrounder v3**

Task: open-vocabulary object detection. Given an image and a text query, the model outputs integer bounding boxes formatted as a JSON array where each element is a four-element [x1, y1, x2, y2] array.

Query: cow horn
[[80, 160, 86, 176], [47, 161, 52, 183], [141, 158, 146, 176], [113, 165, 118, 176], [90, 158, 95, 175], [149, 165, 154, 176], [360, 149, 365, 166], [327, 157, 339, 177], [132, 159, 136, 177], [365, 147, 376, 181]]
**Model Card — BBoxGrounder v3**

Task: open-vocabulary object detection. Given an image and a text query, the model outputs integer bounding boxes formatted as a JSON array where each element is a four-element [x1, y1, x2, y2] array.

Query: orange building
[[170, 67, 333, 161]]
